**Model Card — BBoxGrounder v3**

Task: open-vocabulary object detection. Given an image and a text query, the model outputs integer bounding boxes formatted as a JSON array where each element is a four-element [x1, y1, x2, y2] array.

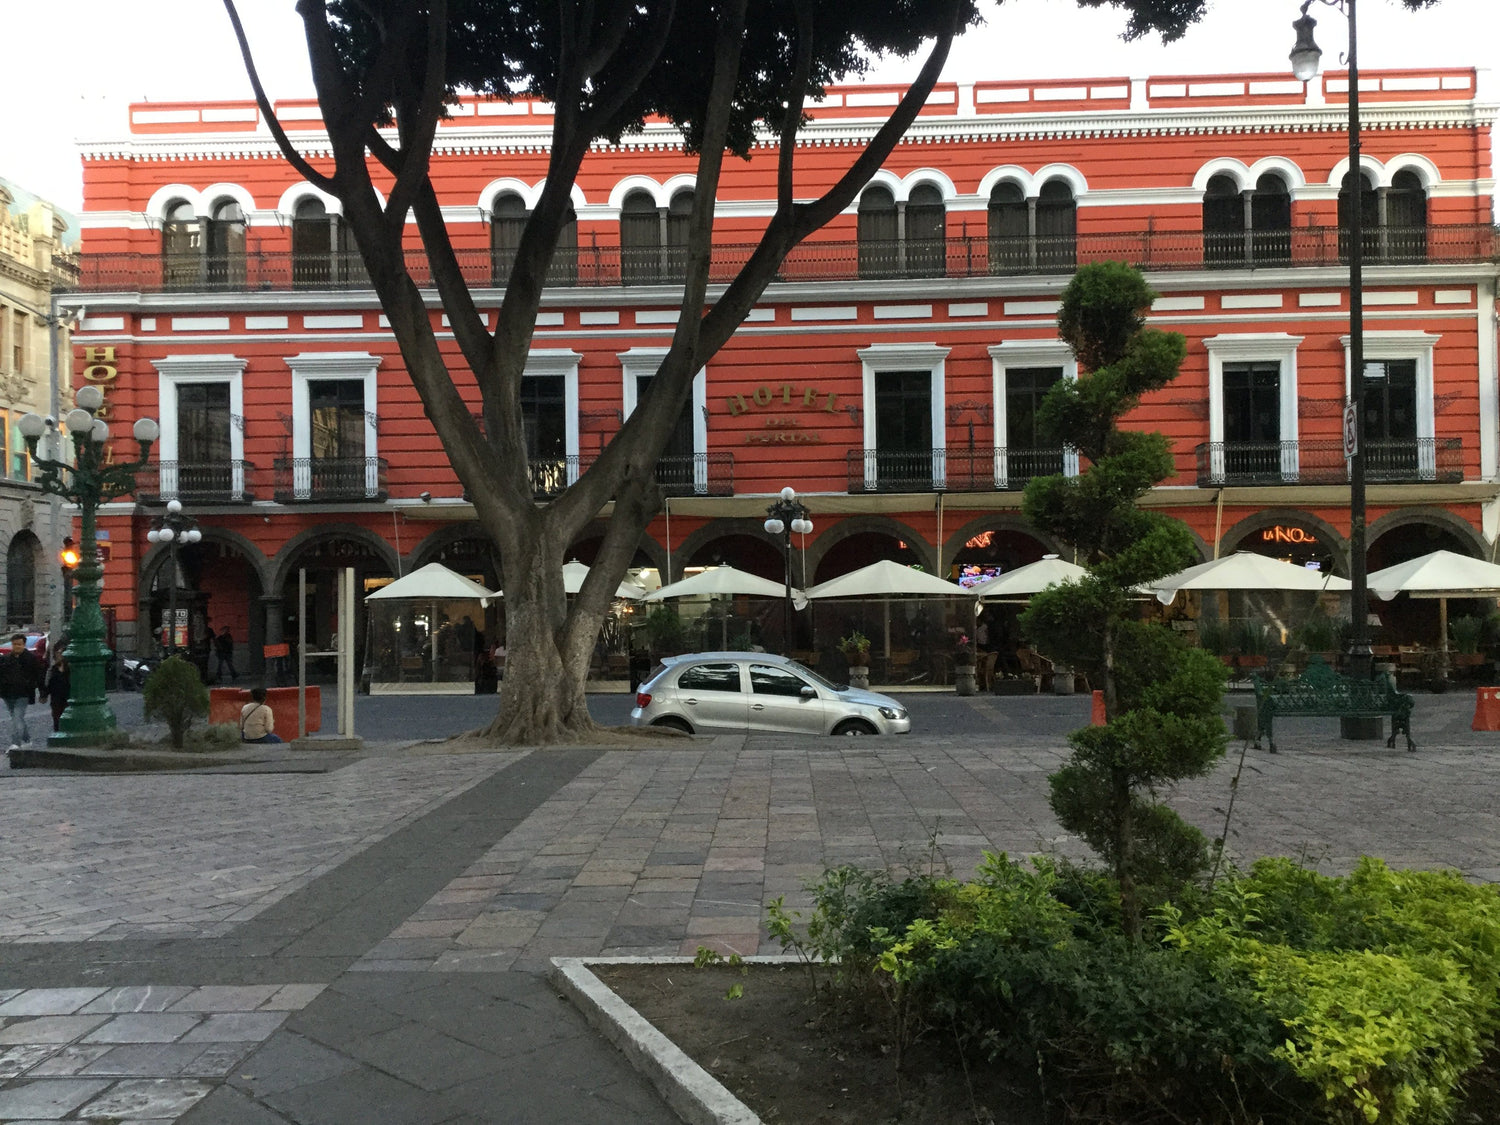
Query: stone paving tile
[[76, 1077, 214, 1118], [181, 1012, 289, 1043], [79, 986, 193, 1015], [0, 1077, 110, 1118], [0, 756, 511, 943], [83, 1014, 203, 1044], [0, 989, 106, 1018], [0, 1016, 110, 1046]]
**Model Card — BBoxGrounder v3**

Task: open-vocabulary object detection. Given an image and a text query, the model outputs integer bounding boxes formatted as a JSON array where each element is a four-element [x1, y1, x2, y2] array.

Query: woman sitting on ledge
[[240, 687, 283, 744]]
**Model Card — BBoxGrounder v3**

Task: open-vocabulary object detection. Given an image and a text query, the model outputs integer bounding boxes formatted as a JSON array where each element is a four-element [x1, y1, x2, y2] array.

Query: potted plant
[[838, 631, 871, 666], [1449, 615, 1486, 668], [1235, 621, 1270, 671], [839, 631, 872, 690], [1196, 619, 1230, 664], [952, 632, 978, 696], [643, 606, 687, 658]]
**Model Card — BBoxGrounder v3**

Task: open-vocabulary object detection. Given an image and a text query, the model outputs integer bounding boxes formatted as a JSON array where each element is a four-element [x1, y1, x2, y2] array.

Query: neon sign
[[1261, 526, 1318, 545]]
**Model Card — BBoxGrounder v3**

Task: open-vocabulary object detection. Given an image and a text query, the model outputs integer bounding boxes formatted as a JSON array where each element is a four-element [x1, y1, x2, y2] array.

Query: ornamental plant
[[142, 655, 210, 749], [1019, 261, 1227, 936]]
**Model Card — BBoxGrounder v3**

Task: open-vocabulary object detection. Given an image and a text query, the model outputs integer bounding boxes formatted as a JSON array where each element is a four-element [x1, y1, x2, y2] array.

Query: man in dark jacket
[[1, 634, 45, 749]]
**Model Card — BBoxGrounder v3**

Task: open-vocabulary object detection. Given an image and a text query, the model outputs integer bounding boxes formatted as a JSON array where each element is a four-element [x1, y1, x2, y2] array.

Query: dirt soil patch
[[594, 961, 1043, 1125], [594, 962, 1500, 1125]]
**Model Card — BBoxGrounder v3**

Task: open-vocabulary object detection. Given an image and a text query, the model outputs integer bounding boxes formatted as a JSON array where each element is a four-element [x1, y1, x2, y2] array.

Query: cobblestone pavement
[[0, 689, 1496, 1122]]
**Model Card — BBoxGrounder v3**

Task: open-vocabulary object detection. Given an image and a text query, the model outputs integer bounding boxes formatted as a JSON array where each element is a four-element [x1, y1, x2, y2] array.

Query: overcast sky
[[2, 0, 1493, 217]]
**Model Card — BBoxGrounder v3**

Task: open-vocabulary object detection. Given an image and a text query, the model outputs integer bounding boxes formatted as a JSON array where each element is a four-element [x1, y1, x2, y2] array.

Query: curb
[[549, 956, 779, 1125]]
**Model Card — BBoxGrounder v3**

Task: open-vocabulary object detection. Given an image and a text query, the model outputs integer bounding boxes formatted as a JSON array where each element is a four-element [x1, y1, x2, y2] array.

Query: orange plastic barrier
[[209, 686, 321, 735], [1472, 686, 1500, 731], [1090, 689, 1106, 726]]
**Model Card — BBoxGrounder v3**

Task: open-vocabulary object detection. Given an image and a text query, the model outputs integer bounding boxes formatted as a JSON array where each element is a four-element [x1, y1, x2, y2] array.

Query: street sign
[[1343, 401, 1358, 461]]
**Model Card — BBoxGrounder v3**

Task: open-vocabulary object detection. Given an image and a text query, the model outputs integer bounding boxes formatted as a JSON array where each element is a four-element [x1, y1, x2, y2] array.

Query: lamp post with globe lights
[[17, 390, 159, 745], [146, 502, 203, 662], [763, 487, 813, 654], [1290, 0, 1378, 708]]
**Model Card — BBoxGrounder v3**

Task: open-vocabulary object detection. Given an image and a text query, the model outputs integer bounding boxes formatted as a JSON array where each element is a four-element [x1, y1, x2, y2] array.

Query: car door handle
[[685, 698, 700, 706], [751, 703, 765, 711]]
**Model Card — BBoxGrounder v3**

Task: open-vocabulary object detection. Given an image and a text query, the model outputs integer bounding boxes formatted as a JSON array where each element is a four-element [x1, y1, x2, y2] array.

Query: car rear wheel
[[652, 716, 694, 734], [832, 719, 877, 736]]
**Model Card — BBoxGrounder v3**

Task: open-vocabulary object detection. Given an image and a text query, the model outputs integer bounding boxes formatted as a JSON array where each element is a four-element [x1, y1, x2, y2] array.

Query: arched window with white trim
[[204, 199, 246, 289], [1035, 180, 1076, 269], [1385, 169, 1427, 263], [905, 183, 946, 278], [986, 181, 1028, 272], [857, 185, 899, 279], [162, 199, 199, 290], [490, 193, 578, 288], [620, 190, 661, 284]]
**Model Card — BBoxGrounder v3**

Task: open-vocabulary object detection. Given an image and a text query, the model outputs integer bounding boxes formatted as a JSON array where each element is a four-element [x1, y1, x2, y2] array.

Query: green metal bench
[[1252, 656, 1415, 753]]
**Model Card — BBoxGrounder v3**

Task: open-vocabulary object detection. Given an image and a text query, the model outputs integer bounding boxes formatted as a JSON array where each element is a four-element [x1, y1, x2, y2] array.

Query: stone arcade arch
[[137, 529, 270, 673], [1367, 510, 1489, 647], [270, 526, 399, 680], [806, 517, 934, 583]]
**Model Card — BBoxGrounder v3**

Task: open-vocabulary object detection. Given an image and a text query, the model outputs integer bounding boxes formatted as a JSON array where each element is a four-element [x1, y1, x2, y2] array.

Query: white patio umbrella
[[806, 560, 975, 659], [804, 559, 973, 600], [1150, 551, 1351, 605], [642, 565, 797, 602], [970, 555, 1088, 601], [561, 559, 644, 600], [366, 562, 499, 688], [1366, 550, 1500, 662]]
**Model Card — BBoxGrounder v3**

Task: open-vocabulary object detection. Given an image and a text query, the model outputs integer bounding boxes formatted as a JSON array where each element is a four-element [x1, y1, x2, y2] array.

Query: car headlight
[[877, 706, 905, 720]]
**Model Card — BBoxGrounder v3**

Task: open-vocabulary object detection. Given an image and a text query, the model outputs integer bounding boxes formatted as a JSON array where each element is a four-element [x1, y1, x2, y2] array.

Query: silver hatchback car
[[629, 652, 911, 736]]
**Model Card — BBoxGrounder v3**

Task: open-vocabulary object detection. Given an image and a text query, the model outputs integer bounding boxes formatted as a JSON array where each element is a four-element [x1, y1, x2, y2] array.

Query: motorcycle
[[119, 656, 153, 692]]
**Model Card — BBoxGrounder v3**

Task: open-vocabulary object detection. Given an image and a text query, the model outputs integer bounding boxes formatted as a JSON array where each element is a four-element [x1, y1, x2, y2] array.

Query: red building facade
[[69, 67, 1498, 670]]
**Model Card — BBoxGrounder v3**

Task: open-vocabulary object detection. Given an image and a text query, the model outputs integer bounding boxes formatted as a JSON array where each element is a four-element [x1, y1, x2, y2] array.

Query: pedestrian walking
[[0, 634, 45, 749], [41, 651, 70, 732], [239, 686, 283, 744], [214, 625, 238, 683]]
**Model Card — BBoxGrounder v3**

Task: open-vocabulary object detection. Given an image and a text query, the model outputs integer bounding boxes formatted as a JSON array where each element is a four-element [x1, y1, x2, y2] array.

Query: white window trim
[[524, 349, 582, 483], [1204, 333, 1303, 484], [857, 343, 949, 491], [619, 347, 708, 491], [988, 341, 1080, 488], [285, 352, 382, 499], [151, 355, 248, 500], [1341, 330, 1439, 479]]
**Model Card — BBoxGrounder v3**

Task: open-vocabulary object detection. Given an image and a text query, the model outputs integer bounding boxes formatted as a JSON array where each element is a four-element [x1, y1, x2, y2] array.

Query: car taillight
[[635, 692, 652, 708]]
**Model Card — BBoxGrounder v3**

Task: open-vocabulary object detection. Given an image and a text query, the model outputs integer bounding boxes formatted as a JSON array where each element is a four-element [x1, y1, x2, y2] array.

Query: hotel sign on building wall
[[724, 383, 839, 445]]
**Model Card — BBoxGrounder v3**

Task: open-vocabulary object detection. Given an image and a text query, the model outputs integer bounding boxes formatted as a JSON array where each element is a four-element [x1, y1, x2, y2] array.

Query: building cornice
[[79, 97, 1497, 166]]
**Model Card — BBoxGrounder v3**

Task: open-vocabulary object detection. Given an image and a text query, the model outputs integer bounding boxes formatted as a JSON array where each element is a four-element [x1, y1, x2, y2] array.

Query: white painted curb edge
[[549, 956, 778, 1125]]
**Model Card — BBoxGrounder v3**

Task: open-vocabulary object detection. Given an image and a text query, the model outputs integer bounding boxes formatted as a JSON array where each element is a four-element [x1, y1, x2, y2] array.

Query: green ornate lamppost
[[18, 388, 158, 746]]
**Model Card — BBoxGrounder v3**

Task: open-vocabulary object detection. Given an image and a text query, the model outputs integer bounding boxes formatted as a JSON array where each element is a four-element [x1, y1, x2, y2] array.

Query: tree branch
[[221, 0, 335, 192], [383, 2, 449, 229], [777, 3, 816, 214]]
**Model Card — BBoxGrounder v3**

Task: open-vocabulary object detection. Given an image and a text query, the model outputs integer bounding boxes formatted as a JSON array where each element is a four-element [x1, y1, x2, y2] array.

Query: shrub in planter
[[839, 631, 871, 666], [1450, 614, 1484, 656], [142, 656, 210, 749], [641, 606, 687, 655]]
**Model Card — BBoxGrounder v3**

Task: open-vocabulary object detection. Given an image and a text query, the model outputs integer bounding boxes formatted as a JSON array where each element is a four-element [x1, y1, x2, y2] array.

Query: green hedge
[[772, 854, 1500, 1124]]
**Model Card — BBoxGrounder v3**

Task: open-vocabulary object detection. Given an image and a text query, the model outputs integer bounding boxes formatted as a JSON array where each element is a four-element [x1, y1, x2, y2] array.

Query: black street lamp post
[[18, 390, 158, 745], [763, 487, 813, 654], [1291, 0, 1375, 691], [146, 501, 203, 661]]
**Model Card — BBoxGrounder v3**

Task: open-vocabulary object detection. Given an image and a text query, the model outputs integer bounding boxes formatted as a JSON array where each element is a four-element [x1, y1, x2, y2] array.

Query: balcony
[[136, 460, 257, 504], [1194, 438, 1464, 487], [69, 223, 1497, 293], [848, 447, 1067, 493], [528, 452, 735, 499], [273, 457, 389, 502]]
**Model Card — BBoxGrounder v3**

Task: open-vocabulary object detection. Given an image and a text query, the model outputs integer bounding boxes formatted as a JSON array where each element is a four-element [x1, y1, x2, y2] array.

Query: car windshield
[[791, 661, 844, 692]]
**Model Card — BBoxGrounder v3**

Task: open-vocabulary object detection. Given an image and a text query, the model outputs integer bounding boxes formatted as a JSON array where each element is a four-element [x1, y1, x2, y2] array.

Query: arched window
[[204, 199, 246, 288], [1202, 174, 1244, 266], [1249, 173, 1292, 266], [162, 200, 199, 290], [292, 197, 337, 288], [6, 532, 37, 627], [620, 190, 661, 284], [665, 189, 694, 277], [489, 192, 528, 285], [489, 194, 578, 288], [1338, 168, 1379, 263], [987, 182, 1028, 272], [1035, 180, 1076, 269], [1385, 169, 1427, 263], [856, 185, 898, 279], [905, 184, 946, 279]]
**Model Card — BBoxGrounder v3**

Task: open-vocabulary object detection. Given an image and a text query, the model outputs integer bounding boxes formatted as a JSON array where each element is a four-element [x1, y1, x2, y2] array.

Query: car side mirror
[[800, 685, 816, 698]]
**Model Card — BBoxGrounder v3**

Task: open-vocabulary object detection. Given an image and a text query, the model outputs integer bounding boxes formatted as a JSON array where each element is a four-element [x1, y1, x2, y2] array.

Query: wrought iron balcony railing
[[1195, 438, 1464, 487], [136, 460, 257, 504], [527, 452, 735, 499], [69, 223, 1497, 293], [848, 446, 1069, 493], [273, 457, 389, 502]]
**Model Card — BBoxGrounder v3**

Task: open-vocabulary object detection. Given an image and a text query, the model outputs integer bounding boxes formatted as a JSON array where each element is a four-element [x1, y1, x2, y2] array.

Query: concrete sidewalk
[[0, 688, 1496, 1122]]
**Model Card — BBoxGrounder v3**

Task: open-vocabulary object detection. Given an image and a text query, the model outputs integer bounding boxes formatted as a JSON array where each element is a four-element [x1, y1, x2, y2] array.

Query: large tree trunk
[[482, 527, 596, 744]]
